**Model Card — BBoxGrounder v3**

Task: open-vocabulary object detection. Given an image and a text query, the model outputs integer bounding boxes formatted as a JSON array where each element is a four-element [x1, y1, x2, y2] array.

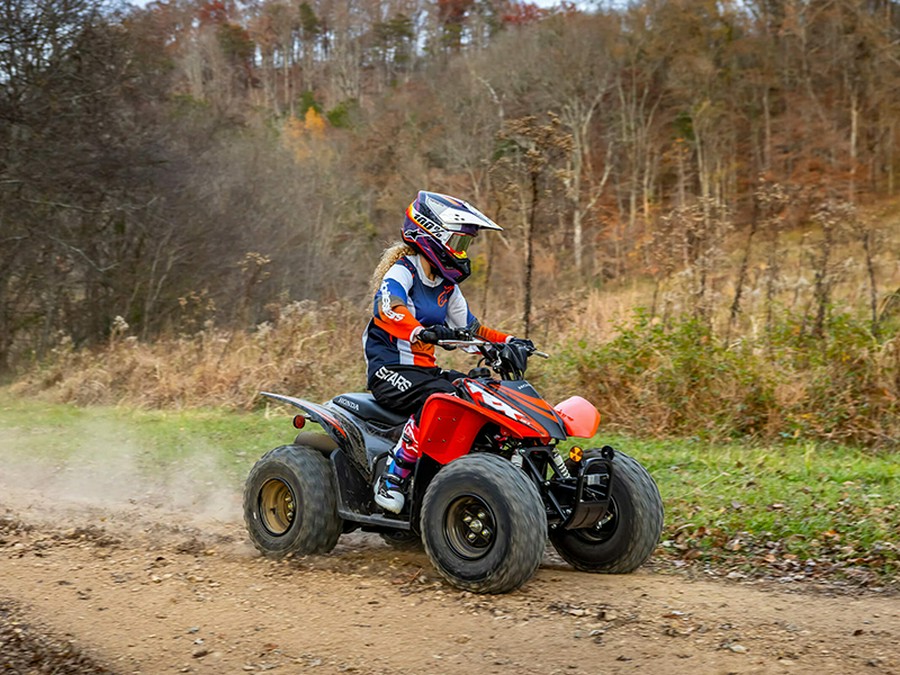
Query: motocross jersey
[[363, 254, 508, 382]]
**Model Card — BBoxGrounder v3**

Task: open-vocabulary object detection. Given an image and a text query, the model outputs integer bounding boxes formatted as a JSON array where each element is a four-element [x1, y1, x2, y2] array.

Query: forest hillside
[[2, 0, 898, 446]]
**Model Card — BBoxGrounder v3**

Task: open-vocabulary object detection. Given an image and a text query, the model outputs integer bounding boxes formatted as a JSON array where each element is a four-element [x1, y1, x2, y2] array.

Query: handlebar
[[436, 338, 549, 380], [436, 338, 549, 359]]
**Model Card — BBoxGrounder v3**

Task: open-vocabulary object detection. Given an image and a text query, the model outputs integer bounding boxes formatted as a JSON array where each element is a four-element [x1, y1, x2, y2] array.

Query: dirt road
[[0, 474, 897, 675]]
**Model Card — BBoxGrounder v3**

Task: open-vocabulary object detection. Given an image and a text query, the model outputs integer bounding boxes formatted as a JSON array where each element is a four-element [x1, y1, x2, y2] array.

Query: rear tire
[[421, 454, 546, 594], [550, 450, 663, 573], [244, 445, 342, 557]]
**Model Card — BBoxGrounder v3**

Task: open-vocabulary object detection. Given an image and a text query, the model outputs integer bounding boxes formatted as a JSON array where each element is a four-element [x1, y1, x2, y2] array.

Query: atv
[[244, 338, 664, 594]]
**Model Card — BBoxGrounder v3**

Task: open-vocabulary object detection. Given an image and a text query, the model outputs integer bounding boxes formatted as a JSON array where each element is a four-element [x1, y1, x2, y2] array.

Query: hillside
[[3, 0, 899, 445]]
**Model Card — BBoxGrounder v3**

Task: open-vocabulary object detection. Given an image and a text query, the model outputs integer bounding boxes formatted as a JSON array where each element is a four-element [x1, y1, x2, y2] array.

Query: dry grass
[[11, 300, 365, 410], [12, 286, 897, 449]]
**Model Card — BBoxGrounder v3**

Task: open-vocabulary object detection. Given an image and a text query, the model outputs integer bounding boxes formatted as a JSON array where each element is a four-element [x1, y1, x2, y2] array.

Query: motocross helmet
[[401, 190, 502, 283]]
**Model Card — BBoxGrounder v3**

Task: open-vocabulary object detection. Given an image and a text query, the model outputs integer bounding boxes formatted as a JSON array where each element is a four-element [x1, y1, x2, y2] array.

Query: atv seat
[[331, 393, 408, 427]]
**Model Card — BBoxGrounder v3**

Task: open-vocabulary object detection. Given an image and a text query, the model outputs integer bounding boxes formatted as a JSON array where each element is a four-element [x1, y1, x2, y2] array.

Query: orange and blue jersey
[[363, 254, 508, 382]]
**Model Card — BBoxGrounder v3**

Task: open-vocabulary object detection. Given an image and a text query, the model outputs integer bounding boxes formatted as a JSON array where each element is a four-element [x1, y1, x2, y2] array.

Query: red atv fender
[[554, 395, 602, 438], [417, 392, 601, 465]]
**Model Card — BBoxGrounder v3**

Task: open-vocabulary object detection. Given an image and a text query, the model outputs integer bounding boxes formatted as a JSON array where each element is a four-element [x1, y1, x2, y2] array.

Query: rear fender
[[418, 393, 546, 465], [261, 392, 365, 466]]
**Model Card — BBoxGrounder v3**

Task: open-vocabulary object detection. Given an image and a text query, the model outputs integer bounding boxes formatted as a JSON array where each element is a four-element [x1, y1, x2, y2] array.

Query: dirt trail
[[0, 477, 897, 675], [0, 425, 897, 675]]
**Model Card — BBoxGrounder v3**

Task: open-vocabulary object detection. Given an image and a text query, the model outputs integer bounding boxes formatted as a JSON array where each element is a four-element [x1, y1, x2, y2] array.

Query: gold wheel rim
[[259, 478, 296, 536]]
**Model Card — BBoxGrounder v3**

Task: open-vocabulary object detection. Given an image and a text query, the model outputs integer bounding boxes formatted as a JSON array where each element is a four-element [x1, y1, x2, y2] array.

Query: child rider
[[363, 190, 530, 514]]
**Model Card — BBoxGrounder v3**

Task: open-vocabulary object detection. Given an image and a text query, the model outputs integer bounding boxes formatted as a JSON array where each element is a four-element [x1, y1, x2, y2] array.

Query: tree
[[0, 0, 170, 367], [493, 115, 570, 335]]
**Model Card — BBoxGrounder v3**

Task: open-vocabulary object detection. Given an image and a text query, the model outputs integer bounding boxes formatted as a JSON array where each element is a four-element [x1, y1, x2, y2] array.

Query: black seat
[[331, 393, 408, 427]]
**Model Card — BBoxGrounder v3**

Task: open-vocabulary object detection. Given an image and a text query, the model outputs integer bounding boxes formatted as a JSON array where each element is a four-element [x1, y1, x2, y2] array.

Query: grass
[[579, 435, 899, 583], [2, 391, 896, 586]]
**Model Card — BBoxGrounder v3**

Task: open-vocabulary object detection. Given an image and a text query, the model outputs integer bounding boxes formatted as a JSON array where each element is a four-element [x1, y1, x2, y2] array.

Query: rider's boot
[[374, 417, 420, 514]]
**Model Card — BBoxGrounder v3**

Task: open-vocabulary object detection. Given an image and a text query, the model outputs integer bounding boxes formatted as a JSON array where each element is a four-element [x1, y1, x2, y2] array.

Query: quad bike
[[244, 338, 663, 594]]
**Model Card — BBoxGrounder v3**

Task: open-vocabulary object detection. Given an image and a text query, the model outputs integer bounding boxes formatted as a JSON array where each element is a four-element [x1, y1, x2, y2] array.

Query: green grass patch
[[564, 435, 899, 583]]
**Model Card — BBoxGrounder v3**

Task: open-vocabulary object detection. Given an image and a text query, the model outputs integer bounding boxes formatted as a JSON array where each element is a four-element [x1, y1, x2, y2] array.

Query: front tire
[[421, 454, 546, 594], [550, 450, 663, 573], [244, 445, 343, 557]]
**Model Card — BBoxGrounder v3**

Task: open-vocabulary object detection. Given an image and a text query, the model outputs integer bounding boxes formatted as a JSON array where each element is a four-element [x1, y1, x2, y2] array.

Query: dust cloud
[[0, 417, 244, 544]]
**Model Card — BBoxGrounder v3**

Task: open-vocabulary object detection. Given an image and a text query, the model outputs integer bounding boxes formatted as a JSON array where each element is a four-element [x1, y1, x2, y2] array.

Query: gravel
[[0, 599, 116, 674]]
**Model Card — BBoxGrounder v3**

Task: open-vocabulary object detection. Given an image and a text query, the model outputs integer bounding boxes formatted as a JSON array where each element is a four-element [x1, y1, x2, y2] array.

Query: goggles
[[446, 233, 475, 258]]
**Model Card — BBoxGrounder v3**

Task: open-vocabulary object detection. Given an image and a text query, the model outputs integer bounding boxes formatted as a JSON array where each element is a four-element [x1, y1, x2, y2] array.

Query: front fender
[[418, 393, 549, 465], [554, 396, 601, 438]]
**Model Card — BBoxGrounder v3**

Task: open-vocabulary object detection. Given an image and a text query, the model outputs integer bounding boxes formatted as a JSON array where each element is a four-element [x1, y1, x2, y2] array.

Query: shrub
[[566, 308, 897, 448]]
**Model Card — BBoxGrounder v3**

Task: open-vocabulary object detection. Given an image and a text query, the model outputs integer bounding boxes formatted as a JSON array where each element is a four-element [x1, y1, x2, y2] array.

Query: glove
[[419, 325, 462, 344], [508, 337, 535, 352]]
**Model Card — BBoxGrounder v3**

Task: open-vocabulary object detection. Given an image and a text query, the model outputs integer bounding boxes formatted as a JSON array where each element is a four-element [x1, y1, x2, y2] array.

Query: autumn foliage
[[2, 0, 898, 447]]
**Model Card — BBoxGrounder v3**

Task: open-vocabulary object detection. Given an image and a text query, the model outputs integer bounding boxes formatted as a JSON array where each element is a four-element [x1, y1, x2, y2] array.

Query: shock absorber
[[550, 450, 571, 479]]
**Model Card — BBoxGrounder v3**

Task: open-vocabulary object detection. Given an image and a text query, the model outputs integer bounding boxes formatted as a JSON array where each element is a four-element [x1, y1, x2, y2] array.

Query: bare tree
[[493, 114, 570, 336]]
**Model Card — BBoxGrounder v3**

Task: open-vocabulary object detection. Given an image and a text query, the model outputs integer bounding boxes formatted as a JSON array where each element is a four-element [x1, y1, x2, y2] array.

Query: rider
[[365, 190, 527, 514]]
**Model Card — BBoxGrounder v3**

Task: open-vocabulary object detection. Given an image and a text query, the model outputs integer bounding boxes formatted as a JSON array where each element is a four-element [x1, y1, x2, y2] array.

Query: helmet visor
[[446, 233, 475, 258]]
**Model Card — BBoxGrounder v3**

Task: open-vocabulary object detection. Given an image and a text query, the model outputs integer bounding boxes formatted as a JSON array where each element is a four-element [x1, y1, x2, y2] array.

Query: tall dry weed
[[12, 295, 899, 448], [12, 300, 366, 410]]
